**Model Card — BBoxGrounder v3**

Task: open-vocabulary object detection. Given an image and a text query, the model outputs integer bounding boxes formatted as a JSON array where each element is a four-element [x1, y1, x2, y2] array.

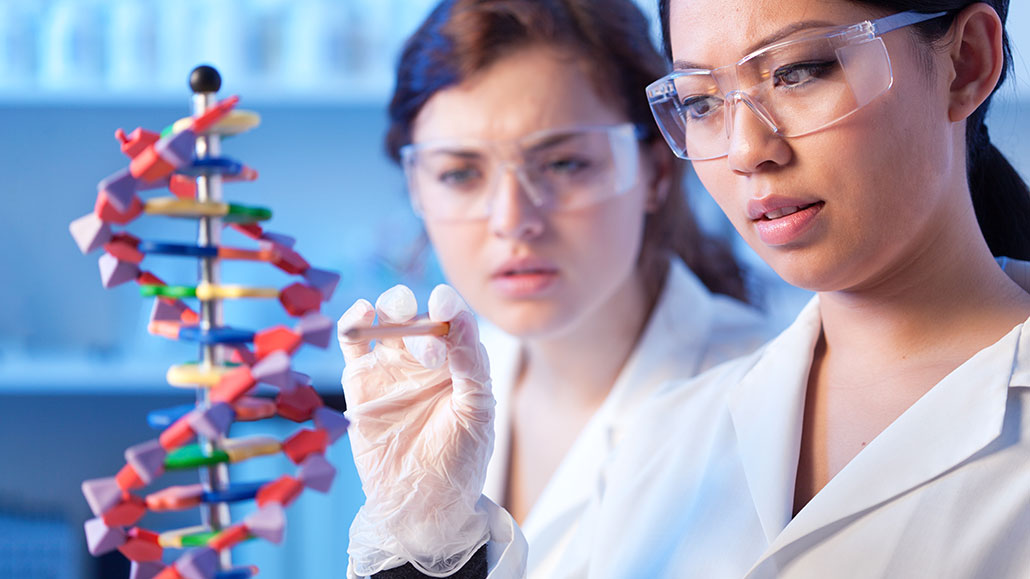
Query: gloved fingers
[[445, 310, 495, 421], [338, 299, 375, 364], [374, 284, 419, 350], [403, 334, 447, 370], [427, 284, 472, 322], [406, 284, 471, 371]]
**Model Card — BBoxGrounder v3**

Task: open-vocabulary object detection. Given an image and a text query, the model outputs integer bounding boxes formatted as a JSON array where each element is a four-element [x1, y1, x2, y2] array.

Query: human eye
[[437, 165, 483, 189], [543, 156, 592, 175], [679, 94, 723, 121], [772, 60, 837, 88]]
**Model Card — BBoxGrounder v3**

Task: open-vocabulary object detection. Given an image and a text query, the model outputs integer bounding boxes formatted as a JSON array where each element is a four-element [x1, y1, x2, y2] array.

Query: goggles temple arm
[[872, 10, 949, 35]]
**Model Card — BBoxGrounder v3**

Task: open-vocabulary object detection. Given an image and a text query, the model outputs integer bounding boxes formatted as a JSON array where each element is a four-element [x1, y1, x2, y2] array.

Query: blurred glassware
[[39, 0, 105, 90]]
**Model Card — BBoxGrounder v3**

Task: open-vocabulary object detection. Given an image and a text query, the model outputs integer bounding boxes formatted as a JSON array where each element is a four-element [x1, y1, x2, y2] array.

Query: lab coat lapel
[[727, 298, 822, 544], [756, 317, 1028, 566], [523, 260, 717, 540]]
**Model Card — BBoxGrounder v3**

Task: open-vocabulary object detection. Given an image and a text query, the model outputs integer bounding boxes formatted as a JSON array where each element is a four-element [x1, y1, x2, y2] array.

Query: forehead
[[411, 44, 626, 143], [668, 0, 884, 68]]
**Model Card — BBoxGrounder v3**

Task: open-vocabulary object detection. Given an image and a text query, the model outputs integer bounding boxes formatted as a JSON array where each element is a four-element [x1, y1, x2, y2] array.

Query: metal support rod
[[192, 89, 233, 571]]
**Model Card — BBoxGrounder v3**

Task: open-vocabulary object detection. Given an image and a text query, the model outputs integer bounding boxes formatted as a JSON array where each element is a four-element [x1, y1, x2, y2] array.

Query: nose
[[488, 166, 545, 240], [725, 93, 792, 174]]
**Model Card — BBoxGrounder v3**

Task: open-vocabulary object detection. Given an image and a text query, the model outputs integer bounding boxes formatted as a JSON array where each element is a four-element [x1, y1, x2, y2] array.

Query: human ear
[[946, 3, 1005, 122], [645, 141, 673, 212]]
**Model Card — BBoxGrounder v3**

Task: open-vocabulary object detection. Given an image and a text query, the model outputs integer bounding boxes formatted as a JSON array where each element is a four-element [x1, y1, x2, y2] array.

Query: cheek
[[424, 222, 487, 286], [566, 189, 649, 276]]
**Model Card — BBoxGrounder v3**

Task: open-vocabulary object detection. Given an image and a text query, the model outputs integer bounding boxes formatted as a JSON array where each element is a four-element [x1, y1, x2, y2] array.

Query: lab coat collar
[[727, 297, 821, 544], [739, 300, 1030, 569]]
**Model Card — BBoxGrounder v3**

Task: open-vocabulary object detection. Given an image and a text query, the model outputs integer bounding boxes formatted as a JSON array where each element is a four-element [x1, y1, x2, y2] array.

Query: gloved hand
[[338, 284, 495, 577]]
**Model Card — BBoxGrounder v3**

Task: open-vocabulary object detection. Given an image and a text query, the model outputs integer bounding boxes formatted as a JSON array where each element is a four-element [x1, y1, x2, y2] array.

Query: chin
[[488, 302, 576, 340]]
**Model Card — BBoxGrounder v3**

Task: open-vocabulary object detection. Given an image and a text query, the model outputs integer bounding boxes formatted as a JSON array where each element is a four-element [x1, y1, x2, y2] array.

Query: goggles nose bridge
[[489, 158, 547, 214], [723, 90, 782, 140]]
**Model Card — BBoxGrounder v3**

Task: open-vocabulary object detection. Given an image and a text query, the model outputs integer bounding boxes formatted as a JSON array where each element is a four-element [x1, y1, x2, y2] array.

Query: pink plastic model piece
[[145, 484, 204, 511], [279, 282, 322, 317]]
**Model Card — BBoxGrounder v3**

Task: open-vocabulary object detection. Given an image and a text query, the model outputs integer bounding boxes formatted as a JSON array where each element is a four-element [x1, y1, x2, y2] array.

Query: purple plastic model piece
[[187, 402, 235, 439], [99, 168, 139, 213], [302, 267, 340, 301], [296, 313, 332, 348], [313, 407, 349, 444], [99, 253, 140, 288], [124, 439, 167, 485], [176, 546, 218, 579], [244, 504, 285, 544], [250, 351, 292, 389], [82, 477, 123, 516], [70, 213, 113, 254], [85, 517, 126, 555], [298, 454, 336, 493], [130, 561, 166, 579]]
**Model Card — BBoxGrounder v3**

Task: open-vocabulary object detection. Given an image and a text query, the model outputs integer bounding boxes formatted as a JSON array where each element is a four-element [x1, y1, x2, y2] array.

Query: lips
[[760, 203, 816, 220], [746, 196, 825, 246], [490, 257, 559, 297], [746, 196, 823, 221]]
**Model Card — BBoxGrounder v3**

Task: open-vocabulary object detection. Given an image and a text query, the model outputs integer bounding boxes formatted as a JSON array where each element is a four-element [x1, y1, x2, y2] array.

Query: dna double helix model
[[69, 65, 349, 579]]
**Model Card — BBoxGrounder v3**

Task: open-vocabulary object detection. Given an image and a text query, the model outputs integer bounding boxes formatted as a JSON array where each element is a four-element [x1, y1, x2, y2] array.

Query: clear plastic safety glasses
[[646, 10, 947, 160], [399, 123, 644, 221]]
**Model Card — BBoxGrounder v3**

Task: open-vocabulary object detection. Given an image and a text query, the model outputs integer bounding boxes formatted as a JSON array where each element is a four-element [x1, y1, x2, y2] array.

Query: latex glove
[[339, 284, 495, 577]]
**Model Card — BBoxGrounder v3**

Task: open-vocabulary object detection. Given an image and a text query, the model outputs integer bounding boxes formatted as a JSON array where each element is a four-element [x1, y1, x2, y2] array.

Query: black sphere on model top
[[190, 65, 221, 94]]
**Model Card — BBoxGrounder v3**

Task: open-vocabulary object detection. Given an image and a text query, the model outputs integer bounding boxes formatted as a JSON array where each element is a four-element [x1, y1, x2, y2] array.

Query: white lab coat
[[478, 258, 775, 578], [545, 294, 1030, 578]]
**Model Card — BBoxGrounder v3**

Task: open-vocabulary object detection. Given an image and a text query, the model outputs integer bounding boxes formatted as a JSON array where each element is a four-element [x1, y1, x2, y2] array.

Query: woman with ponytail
[[575, 0, 1030, 576], [338, 1, 1030, 577]]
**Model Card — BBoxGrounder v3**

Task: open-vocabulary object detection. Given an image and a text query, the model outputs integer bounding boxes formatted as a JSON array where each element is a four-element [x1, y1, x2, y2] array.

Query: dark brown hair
[[387, 0, 750, 303], [658, 0, 1030, 259]]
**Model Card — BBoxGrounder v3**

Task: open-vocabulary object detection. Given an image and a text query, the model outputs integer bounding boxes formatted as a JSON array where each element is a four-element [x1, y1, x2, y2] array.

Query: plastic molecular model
[[69, 65, 349, 579]]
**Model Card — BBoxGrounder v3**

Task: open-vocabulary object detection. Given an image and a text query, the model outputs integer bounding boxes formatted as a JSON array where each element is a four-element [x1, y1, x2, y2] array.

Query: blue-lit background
[[0, 1, 1026, 578]]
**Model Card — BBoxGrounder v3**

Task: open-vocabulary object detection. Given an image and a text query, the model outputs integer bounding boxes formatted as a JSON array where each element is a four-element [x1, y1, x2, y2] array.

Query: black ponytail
[[968, 117, 1030, 259], [657, 0, 1030, 259]]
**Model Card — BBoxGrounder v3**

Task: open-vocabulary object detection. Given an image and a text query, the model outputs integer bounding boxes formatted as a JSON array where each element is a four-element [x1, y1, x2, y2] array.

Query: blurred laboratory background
[[0, 1, 1027, 578]]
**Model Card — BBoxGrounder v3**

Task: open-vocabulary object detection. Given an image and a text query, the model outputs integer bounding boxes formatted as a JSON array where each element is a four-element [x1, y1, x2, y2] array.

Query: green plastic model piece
[[140, 285, 197, 298], [180, 530, 255, 548], [165, 445, 230, 470], [223, 203, 272, 224]]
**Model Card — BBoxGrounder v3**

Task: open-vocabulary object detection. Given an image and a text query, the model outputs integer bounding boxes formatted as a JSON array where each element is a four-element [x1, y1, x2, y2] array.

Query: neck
[[517, 272, 655, 408], [818, 222, 1030, 367]]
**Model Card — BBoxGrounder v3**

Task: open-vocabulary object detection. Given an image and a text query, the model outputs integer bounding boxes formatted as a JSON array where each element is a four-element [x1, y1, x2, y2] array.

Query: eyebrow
[[672, 19, 838, 70]]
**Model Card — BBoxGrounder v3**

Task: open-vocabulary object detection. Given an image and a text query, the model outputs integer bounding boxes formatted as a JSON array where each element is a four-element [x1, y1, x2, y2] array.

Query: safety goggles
[[400, 123, 644, 221], [646, 10, 947, 160]]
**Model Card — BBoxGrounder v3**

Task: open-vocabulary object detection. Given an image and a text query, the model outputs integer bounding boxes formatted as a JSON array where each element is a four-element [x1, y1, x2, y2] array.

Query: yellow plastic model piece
[[166, 363, 236, 388], [145, 197, 228, 218], [171, 110, 262, 136], [223, 436, 282, 463], [194, 282, 280, 300]]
